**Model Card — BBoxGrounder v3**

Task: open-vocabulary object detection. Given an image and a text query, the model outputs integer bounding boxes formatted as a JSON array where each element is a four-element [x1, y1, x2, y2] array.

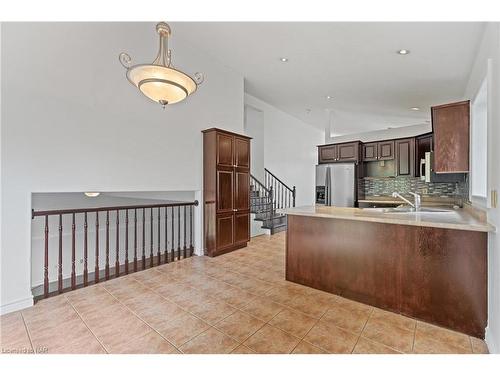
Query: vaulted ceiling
[[172, 22, 485, 135]]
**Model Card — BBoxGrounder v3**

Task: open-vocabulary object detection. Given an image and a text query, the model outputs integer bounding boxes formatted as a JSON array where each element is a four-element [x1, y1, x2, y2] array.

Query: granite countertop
[[279, 205, 495, 232]]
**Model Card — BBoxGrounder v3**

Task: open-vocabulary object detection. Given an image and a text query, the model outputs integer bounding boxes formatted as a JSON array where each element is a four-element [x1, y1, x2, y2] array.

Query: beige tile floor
[[0, 232, 490, 354]]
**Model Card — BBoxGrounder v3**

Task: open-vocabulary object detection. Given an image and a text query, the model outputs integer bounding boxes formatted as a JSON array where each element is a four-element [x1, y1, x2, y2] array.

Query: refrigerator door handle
[[325, 166, 332, 206]]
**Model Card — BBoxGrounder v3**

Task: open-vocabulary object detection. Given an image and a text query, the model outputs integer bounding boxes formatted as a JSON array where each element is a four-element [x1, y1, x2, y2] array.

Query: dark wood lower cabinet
[[234, 212, 250, 244], [286, 215, 487, 338], [216, 213, 234, 250]]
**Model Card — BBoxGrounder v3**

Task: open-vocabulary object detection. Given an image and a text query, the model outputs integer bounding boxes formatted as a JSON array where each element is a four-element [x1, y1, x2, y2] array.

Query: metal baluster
[[134, 209, 138, 272], [157, 207, 161, 264], [58, 214, 63, 293], [105, 211, 110, 280], [171, 206, 175, 261], [44, 215, 49, 298], [95, 212, 99, 283], [177, 206, 181, 259], [142, 208, 146, 269], [150, 208, 153, 267], [84, 212, 88, 286], [183, 206, 187, 258], [115, 210, 119, 277], [164, 206, 169, 263], [189, 205, 194, 256], [125, 210, 129, 274], [71, 213, 76, 289]]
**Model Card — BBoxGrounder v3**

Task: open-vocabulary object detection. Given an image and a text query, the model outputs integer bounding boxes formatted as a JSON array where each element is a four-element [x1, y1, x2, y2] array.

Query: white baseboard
[[485, 326, 498, 354], [0, 296, 34, 315]]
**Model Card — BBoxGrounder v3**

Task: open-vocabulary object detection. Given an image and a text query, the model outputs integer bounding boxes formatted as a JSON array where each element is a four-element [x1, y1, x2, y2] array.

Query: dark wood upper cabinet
[[216, 133, 234, 167], [318, 144, 337, 163], [234, 137, 250, 169], [378, 141, 395, 161], [363, 142, 378, 161], [337, 142, 359, 162], [203, 128, 251, 257], [396, 138, 415, 176], [318, 142, 359, 163], [431, 100, 470, 173]]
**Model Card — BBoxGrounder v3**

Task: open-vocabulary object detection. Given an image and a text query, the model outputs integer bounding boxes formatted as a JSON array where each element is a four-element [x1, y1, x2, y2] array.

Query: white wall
[[1, 22, 244, 314], [244, 105, 265, 181], [244, 94, 323, 207], [463, 23, 500, 353], [324, 108, 429, 140], [327, 123, 432, 144]]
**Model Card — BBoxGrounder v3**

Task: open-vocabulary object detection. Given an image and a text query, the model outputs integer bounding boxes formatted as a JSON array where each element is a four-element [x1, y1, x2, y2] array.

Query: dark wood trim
[[202, 127, 252, 139], [33, 201, 198, 217]]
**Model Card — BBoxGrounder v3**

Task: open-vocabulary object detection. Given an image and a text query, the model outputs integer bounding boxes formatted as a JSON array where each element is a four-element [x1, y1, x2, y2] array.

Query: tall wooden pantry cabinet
[[202, 128, 251, 257]]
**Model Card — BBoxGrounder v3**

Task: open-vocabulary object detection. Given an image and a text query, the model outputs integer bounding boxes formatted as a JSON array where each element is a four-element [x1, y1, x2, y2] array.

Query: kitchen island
[[282, 205, 494, 338]]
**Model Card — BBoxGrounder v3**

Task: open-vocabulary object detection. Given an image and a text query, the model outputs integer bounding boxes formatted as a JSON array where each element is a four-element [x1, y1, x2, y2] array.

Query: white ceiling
[[171, 22, 485, 135]]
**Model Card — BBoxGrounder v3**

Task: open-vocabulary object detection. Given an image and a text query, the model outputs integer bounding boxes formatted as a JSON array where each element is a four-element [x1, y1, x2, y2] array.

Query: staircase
[[250, 169, 296, 235]]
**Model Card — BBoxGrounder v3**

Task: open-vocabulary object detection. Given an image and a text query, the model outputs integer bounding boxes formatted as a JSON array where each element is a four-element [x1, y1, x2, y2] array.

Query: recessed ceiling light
[[410, 107, 420, 111], [279, 57, 289, 62], [397, 49, 410, 55], [326, 95, 333, 100]]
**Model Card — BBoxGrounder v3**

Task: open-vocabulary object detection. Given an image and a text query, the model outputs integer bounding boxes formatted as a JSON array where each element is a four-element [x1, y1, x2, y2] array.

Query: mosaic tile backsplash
[[359, 176, 469, 204]]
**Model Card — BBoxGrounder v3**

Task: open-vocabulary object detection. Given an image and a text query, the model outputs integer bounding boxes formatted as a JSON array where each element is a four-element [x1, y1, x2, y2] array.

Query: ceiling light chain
[[119, 22, 204, 108]]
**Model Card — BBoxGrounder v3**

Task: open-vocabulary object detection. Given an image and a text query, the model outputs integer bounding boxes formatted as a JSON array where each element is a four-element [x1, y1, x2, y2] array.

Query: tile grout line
[[411, 320, 417, 353], [100, 284, 187, 353], [64, 294, 109, 354], [350, 307, 374, 354], [288, 305, 330, 354], [19, 312, 35, 354]]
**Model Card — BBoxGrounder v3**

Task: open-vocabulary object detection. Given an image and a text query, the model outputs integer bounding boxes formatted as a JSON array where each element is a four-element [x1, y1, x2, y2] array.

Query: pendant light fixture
[[119, 22, 204, 108]]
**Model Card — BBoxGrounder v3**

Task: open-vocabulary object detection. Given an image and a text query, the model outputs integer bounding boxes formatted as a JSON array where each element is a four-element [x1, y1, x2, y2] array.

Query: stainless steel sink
[[382, 206, 454, 213], [360, 206, 456, 214]]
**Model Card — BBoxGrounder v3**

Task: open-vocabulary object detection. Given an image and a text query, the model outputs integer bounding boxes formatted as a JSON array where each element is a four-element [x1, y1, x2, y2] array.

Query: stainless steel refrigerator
[[315, 163, 356, 207]]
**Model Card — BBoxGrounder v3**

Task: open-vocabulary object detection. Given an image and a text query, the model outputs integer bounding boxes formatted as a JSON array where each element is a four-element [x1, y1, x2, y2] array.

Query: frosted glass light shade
[[127, 64, 197, 105]]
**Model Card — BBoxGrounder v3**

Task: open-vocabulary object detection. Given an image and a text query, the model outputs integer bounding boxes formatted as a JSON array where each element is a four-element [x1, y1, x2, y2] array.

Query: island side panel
[[286, 215, 403, 312], [400, 226, 487, 338], [285, 214, 488, 338]]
